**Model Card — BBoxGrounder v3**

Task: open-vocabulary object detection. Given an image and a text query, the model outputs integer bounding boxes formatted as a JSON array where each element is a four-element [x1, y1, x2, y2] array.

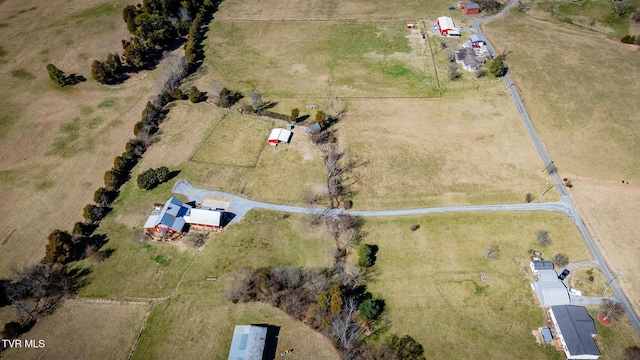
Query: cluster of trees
[[215, 87, 243, 108], [91, 53, 124, 84], [46, 64, 86, 87], [1, 263, 77, 339], [92, 0, 217, 84], [137, 166, 171, 189], [227, 265, 396, 357], [475, 0, 503, 12], [487, 55, 505, 77]]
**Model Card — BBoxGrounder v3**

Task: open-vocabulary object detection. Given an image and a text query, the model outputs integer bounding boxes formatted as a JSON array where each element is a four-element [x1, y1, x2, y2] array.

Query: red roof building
[[460, 2, 480, 14]]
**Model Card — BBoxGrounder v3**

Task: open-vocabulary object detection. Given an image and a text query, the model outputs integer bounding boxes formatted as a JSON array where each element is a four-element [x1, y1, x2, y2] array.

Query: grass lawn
[[191, 114, 273, 167], [76, 180, 196, 299], [363, 212, 595, 359], [204, 20, 439, 97], [132, 210, 338, 359], [1, 299, 149, 360]]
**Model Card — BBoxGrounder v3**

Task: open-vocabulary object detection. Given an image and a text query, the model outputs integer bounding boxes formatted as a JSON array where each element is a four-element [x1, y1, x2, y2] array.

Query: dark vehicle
[[558, 269, 570, 280]]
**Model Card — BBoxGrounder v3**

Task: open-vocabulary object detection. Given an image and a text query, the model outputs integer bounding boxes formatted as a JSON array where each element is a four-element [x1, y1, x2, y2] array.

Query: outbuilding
[[228, 325, 268, 360], [185, 207, 222, 229], [470, 34, 486, 47], [268, 128, 292, 146], [437, 16, 460, 36], [460, 2, 481, 14]]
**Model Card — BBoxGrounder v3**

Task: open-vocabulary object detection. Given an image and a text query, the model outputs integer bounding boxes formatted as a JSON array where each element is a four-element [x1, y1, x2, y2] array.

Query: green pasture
[[191, 114, 272, 167], [204, 20, 439, 97]]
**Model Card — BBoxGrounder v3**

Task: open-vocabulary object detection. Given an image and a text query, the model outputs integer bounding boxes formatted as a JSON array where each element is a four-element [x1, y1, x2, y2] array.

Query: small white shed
[[268, 128, 292, 146]]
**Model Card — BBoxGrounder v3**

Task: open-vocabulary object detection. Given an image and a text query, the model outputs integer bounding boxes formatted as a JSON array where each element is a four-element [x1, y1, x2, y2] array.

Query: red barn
[[460, 2, 480, 14]]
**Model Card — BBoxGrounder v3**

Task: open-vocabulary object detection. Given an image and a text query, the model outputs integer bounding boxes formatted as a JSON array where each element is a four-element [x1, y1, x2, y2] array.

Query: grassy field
[[204, 20, 440, 97], [0, 0, 158, 277], [191, 114, 273, 167], [338, 95, 556, 209], [1, 299, 149, 360], [362, 212, 639, 359], [483, 12, 640, 315]]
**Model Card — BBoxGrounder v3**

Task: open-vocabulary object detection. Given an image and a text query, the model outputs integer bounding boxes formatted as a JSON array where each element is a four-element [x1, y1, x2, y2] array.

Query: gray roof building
[[549, 306, 600, 359], [533, 281, 570, 306], [228, 325, 268, 360], [530, 260, 555, 273]]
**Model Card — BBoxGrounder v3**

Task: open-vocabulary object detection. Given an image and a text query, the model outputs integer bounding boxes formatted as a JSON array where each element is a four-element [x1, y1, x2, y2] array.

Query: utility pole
[[540, 161, 555, 173], [603, 271, 621, 296]]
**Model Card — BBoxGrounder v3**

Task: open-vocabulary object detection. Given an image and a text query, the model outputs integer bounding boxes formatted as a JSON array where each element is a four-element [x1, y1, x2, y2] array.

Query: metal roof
[[466, 2, 480, 9], [533, 281, 570, 306], [228, 325, 267, 360], [549, 306, 600, 358], [536, 269, 560, 282], [143, 197, 191, 232], [187, 208, 221, 227]]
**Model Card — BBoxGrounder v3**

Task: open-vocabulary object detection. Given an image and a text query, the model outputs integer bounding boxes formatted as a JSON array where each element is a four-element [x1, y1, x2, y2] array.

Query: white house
[[548, 306, 600, 359]]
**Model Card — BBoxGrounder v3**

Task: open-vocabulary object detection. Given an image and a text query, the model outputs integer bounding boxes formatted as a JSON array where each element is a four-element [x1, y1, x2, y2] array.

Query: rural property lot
[[1, 0, 640, 358], [339, 96, 555, 209], [483, 12, 640, 317], [365, 212, 639, 359]]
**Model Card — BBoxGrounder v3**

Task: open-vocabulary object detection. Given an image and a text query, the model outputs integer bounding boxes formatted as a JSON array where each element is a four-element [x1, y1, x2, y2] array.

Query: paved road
[[472, 2, 640, 334], [173, 180, 571, 221]]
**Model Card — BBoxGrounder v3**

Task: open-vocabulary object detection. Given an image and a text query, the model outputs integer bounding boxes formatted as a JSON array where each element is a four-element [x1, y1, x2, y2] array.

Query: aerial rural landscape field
[[1, 0, 640, 358]]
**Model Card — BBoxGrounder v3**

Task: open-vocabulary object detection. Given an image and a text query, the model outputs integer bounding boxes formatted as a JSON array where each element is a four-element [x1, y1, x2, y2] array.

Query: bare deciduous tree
[[552, 253, 569, 268], [537, 230, 551, 246], [601, 299, 625, 322], [5, 264, 72, 322], [330, 296, 362, 352]]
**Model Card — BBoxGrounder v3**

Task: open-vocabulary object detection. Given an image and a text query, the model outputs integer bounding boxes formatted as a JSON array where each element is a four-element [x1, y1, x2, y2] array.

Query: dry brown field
[[338, 95, 556, 210], [0, 0, 157, 277], [1, 299, 149, 360], [483, 11, 640, 316]]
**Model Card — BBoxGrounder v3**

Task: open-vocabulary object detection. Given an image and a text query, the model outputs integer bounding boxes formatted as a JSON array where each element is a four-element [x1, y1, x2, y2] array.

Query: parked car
[[558, 269, 570, 280]]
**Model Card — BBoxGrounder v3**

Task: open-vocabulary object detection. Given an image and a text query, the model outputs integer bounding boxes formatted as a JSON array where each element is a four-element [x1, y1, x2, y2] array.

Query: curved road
[[472, 2, 640, 333]]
